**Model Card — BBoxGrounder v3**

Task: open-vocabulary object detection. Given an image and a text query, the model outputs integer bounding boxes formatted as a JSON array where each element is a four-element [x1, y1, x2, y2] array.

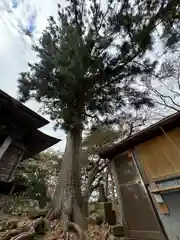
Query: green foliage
[[81, 110, 148, 163], [79, 125, 120, 168], [15, 151, 62, 208], [26, 167, 50, 208], [16, 0, 180, 132], [82, 126, 120, 154], [110, 0, 180, 50], [15, 163, 49, 208], [80, 126, 120, 200]]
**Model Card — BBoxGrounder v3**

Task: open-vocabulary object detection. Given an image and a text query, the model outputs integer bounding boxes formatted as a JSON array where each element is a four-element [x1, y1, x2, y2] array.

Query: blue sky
[[0, 0, 66, 152], [11, 0, 18, 8]]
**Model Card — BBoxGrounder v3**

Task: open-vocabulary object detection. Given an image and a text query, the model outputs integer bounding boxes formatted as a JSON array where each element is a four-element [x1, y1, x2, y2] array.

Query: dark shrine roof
[[0, 89, 49, 129], [0, 89, 60, 159], [23, 130, 60, 160], [99, 111, 180, 160]]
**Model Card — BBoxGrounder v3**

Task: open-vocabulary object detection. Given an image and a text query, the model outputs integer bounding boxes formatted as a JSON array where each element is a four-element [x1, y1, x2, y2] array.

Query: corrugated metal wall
[[156, 191, 180, 240], [114, 153, 166, 240], [152, 179, 180, 240]]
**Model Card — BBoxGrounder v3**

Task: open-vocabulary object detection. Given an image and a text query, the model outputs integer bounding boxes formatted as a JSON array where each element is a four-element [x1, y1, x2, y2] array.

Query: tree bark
[[98, 183, 107, 202], [105, 166, 109, 199], [51, 127, 86, 230]]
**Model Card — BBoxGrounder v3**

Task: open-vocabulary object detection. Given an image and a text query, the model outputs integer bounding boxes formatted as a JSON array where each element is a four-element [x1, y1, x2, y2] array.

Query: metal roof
[[99, 111, 180, 159], [0, 89, 49, 129]]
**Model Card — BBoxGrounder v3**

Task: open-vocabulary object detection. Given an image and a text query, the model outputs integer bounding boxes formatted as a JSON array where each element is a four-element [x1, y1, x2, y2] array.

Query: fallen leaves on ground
[[0, 213, 119, 240]]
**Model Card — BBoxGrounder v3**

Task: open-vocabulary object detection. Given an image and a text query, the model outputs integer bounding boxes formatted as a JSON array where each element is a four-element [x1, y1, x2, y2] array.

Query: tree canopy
[[17, 0, 180, 131], [17, 0, 180, 229]]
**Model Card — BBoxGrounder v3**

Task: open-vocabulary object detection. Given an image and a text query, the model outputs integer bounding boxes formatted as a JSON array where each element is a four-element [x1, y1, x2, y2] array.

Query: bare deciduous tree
[[147, 52, 180, 114]]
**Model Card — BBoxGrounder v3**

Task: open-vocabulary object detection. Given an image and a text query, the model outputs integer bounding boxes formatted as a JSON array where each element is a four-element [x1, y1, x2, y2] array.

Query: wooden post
[[0, 136, 12, 160], [110, 161, 123, 225], [7, 147, 24, 182]]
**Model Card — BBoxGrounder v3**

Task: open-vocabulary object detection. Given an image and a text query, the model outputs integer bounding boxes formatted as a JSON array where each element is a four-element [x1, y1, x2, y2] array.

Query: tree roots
[[1, 227, 30, 240], [11, 230, 36, 240], [0, 212, 86, 240], [68, 222, 85, 240], [1, 217, 49, 240]]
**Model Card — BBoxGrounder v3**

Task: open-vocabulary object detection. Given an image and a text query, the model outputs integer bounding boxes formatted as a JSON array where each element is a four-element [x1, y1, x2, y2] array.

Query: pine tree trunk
[[98, 183, 107, 202], [105, 167, 109, 199], [81, 196, 89, 218], [51, 127, 86, 230]]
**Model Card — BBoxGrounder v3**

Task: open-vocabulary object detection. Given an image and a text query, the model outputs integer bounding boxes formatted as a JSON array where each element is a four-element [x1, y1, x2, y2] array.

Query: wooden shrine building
[[0, 89, 60, 184], [99, 111, 180, 240]]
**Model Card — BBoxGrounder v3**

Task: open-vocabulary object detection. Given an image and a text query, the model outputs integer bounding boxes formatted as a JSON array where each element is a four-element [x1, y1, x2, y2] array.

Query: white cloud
[[0, 0, 66, 152]]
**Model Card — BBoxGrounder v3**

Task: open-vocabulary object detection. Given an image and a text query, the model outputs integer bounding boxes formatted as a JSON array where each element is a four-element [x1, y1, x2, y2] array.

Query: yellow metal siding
[[135, 127, 180, 180]]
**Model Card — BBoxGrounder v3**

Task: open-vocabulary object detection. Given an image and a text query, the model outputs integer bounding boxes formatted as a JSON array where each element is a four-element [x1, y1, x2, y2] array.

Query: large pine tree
[[18, 0, 180, 230]]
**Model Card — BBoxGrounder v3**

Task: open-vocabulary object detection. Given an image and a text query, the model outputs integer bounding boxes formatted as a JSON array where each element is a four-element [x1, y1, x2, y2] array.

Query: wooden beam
[[151, 185, 180, 194], [0, 136, 12, 160], [110, 161, 123, 225]]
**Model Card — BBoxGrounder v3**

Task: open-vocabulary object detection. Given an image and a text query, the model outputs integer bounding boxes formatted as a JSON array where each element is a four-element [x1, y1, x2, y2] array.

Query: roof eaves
[[99, 111, 180, 159], [0, 89, 49, 128]]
